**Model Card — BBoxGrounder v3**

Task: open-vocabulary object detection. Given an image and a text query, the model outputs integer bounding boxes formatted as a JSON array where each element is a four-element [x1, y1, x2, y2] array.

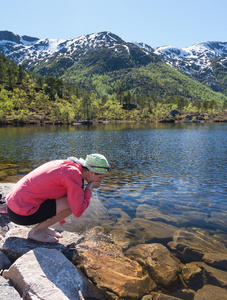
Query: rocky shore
[[0, 184, 227, 300]]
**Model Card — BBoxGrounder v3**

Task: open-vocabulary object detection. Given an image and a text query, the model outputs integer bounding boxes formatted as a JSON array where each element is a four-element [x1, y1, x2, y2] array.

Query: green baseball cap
[[84, 154, 110, 174]]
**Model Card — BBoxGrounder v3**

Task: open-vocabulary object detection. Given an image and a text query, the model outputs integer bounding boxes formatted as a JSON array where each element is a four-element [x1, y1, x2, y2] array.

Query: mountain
[[0, 30, 227, 103], [0, 30, 158, 75], [138, 41, 227, 95]]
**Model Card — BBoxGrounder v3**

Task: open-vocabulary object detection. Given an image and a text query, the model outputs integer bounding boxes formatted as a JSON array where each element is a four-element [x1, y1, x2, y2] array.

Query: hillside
[[1, 30, 226, 97], [151, 41, 227, 95], [0, 31, 227, 125]]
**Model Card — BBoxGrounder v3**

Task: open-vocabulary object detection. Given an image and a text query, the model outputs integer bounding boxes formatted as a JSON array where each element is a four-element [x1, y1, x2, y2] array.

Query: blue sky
[[1, 0, 226, 48]]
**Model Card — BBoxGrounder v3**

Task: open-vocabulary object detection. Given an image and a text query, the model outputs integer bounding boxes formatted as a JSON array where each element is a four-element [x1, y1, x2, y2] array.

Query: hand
[[86, 181, 101, 190]]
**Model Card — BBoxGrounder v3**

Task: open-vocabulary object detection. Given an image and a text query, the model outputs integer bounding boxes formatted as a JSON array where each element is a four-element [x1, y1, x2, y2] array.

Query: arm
[[62, 167, 92, 218]]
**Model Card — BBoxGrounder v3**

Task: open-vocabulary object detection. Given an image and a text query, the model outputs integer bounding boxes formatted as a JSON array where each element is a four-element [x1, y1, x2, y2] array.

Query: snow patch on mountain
[[153, 41, 227, 73]]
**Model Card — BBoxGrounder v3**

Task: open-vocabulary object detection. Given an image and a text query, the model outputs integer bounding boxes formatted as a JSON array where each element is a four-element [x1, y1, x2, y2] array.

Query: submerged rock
[[125, 243, 181, 291], [130, 218, 178, 244], [72, 241, 156, 299], [194, 284, 227, 300], [202, 252, 227, 271], [182, 262, 227, 290], [142, 293, 181, 299], [168, 229, 227, 262]]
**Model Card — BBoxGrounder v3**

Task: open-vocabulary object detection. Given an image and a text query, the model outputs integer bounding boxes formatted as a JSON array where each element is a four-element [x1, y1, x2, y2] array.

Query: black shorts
[[7, 199, 56, 226]]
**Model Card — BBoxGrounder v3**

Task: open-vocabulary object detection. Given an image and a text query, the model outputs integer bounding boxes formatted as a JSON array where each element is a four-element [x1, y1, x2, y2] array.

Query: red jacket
[[6, 160, 92, 217]]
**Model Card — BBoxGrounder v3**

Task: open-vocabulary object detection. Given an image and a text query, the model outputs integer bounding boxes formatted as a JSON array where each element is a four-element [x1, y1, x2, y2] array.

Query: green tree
[[81, 94, 91, 121]]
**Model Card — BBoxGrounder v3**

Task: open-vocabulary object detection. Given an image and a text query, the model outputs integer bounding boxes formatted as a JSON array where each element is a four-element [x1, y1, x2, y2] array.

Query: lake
[[0, 122, 226, 247]]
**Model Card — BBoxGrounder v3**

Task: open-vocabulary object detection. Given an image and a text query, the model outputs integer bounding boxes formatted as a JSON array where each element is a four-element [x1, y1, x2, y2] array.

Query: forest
[[0, 53, 227, 125]]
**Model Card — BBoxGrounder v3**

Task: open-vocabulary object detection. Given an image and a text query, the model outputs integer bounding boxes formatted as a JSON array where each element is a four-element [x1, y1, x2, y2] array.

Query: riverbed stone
[[72, 241, 156, 299], [168, 229, 227, 262], [130, 218, 178, 244], [125, 243, 181, 291], [182, 262, 227, 290], [0, 276, 21, 300], [194, 285, 227, 300], [3, 247, 107, 300], [136, 204, 179, 224], [142, 293, 181, 300], [0, 226, 83, 261], [202, 252, 227, 271]]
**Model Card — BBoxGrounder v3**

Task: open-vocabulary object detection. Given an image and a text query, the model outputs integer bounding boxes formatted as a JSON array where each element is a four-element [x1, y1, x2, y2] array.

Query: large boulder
[[0, 226, 83, 261], [125, 243, 181, 291], [168, 229, 227, 262], [194, 285, 227, 300], [3, 247, 107, 300], [72, 241, 156, 299]]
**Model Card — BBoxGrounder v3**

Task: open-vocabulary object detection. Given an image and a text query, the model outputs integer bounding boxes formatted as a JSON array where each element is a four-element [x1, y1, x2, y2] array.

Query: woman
[[6, 153, 110, 243]]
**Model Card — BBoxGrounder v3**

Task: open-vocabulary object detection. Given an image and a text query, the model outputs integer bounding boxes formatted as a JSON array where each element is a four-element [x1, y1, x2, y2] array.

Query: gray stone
[[0, 183, 15, 195], [194, 285, 227, 300], [125, 243, 181, 291], [3, 247, 106, 300], [0, 276, 21, 300], [168, 229, 227, 262], [0, 250, 11, 270], [0, 226, 83, 261]]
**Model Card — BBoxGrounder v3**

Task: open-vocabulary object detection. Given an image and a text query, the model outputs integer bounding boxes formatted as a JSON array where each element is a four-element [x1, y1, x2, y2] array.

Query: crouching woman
[[6, 154, 110, 243]]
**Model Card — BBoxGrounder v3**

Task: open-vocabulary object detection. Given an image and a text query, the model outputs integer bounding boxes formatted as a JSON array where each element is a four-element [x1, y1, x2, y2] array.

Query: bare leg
[[28, 196, 71, 243]]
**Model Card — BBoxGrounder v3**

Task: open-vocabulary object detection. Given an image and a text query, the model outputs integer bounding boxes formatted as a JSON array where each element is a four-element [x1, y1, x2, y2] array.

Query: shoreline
[[0, 111, 227, 127]]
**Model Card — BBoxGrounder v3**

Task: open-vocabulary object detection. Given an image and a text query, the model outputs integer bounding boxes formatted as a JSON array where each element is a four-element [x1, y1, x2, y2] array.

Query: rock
[[0, 183, 15, 195], [170, 288, 196, 300], [125, 243, 181, 291], [0, 217, 15, 238], [3, 247, 107, 300], [182, 262, 227, 290], [203, 252, 227, 271], [168, 229, 227, 262], [142, 292, 181, 299], [108, 208, 131, 220], [0, 250, 11, 269], [182, 262, 205, 290], [0, 226, 83, 261], [169, 110, 181, 117], [73, 241, 156, 299], [130, 218, 178, 244], [194, 285, 227, 300], [0, 276, 21, 300], [136, 205, 177, 223]]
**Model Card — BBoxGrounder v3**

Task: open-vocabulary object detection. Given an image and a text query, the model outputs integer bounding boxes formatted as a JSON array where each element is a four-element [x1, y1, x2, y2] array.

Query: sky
[[0, 0, 226, 48]]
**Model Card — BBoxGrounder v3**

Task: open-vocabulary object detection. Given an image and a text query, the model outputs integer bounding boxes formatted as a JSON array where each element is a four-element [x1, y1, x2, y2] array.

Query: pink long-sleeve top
[[6, 160, 92, 218]]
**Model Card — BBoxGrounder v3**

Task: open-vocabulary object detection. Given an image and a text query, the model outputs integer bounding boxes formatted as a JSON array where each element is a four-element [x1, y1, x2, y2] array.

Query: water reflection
[[0, 123, 227, 244]]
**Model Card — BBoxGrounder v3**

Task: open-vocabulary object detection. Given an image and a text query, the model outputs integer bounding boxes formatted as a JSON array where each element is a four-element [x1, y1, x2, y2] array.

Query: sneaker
[[0, 196, 7, 214]]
